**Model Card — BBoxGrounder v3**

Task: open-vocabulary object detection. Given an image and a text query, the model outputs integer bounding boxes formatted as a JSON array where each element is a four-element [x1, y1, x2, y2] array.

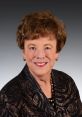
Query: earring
[[56, 58, 58, 61], [23, 58, 26, 61]]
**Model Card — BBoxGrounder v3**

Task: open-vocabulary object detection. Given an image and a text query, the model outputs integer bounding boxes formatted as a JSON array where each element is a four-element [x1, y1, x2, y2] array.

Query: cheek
[[47, 51, 57, 59], [25, 52, 35, 61], [50, 55, 56, 61]]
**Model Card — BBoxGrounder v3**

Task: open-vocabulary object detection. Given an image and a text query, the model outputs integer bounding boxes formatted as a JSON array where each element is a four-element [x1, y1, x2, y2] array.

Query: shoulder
[[0, 73, 24, 102], [52, 69, 75, 86], [52, 68, 81, 94], [52, 69, 80, 97], [1, 74, 20, 92], [52, 69, 72, 79], [52, 69, 82, 116], [0, 73, 24, 115]]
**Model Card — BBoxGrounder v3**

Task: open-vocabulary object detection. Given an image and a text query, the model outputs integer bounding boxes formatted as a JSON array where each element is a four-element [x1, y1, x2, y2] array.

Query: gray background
[[0, 0, 82, 100]]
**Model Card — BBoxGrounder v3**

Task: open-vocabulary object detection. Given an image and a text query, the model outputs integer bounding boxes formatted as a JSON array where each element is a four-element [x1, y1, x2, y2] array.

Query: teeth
[[34, 62, 47, 66], [36, 62, 45, 65]]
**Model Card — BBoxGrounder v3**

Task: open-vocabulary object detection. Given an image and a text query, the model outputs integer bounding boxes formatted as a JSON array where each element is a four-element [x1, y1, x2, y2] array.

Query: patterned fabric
[[0, 65, 82, 117]]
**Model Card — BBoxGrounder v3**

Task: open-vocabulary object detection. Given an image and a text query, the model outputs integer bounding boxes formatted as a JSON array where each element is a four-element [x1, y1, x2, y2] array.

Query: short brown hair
[[16, 10, 67, 52]]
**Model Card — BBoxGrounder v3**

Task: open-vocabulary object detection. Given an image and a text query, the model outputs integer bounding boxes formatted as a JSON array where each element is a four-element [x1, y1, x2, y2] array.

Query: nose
[[36, 50, 45, 59]]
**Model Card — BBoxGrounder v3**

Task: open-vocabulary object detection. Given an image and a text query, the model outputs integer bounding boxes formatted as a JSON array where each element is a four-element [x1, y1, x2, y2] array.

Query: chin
[[31, 69, 50, 77]]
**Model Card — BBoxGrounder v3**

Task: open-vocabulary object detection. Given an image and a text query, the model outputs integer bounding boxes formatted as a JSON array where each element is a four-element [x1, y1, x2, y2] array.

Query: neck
[[30, 71, 51, 85], [29, 71, 52, 98]]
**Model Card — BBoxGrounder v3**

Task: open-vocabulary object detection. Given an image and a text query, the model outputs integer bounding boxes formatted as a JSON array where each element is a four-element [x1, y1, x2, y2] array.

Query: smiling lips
[[34, 62, 48, 67]]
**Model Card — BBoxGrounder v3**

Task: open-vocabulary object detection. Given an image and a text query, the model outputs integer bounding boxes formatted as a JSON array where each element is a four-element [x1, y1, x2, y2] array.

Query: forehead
[[24, 36, 57, 45]]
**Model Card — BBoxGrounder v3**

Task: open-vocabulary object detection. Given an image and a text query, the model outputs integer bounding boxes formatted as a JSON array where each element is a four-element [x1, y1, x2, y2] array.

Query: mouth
[[34, 62, 48, 67]]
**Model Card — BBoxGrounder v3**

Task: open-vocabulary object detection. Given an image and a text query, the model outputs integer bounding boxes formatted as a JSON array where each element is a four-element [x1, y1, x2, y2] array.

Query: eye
[[29, 46, 36, 51], [45, 46, 51, 50]]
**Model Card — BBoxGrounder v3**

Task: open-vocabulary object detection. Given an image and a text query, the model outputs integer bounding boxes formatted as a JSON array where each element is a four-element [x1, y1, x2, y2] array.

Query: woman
[[0, 10, 82, 117]]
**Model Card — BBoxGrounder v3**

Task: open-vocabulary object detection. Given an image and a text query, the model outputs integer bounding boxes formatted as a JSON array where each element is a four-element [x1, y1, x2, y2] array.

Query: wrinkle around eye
[[28, 46, 37, 52], [45, 47, 52, 50]]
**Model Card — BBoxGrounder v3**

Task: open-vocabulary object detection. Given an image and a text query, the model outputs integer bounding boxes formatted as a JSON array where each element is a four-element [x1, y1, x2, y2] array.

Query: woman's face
[[23, 36, 59, 77]]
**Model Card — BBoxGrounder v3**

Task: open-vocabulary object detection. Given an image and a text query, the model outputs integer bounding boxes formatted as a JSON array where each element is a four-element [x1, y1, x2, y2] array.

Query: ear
[[22, 49, 26, 60], [55, 53, 59, 61]]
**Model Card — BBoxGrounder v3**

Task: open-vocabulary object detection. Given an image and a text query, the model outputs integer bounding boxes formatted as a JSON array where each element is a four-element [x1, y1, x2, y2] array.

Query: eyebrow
[[28, 43, 53, 47], [44, 44, 52, 46], [28, 44, 36, 47]]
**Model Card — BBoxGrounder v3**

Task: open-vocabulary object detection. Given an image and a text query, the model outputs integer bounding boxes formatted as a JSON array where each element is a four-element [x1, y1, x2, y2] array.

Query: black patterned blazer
[[0, 65, 82, 117]]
